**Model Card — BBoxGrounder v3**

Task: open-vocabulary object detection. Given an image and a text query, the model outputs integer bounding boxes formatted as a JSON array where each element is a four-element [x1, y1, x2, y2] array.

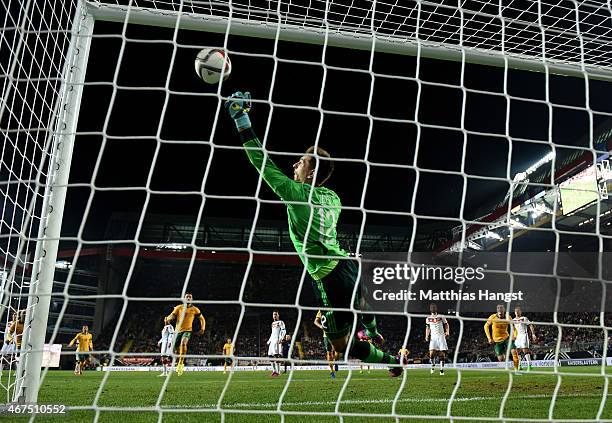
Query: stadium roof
[[442, 119, 612, 252], [101, 214, 443, 253]]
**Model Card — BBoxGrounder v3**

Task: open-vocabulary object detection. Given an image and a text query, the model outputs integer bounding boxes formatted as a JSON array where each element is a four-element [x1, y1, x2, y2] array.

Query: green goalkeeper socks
[[350, 340, 397, 365], [361, 315, 380, 338]]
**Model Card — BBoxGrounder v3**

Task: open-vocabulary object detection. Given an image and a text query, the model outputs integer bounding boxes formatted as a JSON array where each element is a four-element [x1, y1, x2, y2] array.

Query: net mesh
[[93, 0, 612, 72], [1, 0, 612, 420], [0, 0, 79, 402]]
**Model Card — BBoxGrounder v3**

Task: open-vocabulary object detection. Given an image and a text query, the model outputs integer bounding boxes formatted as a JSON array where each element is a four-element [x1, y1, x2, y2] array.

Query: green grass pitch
[[3, 367, 612, 422]]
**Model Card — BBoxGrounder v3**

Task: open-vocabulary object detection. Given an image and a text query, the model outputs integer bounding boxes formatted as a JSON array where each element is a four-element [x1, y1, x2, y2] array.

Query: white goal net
[[1, 0, 612, 421], [1, 0, 85, 404]]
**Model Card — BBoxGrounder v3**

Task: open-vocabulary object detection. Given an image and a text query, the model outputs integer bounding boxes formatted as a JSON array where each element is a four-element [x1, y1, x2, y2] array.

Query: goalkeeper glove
[[225, 91, 252, 131]]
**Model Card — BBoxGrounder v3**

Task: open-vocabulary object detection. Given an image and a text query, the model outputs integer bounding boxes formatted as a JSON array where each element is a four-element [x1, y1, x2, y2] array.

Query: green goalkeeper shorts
[[494, 338, 516, 356], [312, 259, 360, 340]]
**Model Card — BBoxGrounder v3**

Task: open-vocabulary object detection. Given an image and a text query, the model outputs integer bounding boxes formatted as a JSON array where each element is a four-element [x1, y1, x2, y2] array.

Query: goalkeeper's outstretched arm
[[225, 91, 307, 202]]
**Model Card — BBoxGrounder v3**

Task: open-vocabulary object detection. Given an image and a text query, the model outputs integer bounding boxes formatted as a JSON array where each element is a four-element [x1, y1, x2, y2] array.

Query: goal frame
[[11, 0, 94, 404], [86, 1, 612, 81], [8, 0, 612, 405]]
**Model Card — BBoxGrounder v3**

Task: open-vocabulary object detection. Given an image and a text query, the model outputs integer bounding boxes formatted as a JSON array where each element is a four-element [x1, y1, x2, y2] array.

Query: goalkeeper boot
[[357, 330, 385, 349], [330, 371, 336, 379], [388, 356, 403, 378], [388, 365, 403, 378]]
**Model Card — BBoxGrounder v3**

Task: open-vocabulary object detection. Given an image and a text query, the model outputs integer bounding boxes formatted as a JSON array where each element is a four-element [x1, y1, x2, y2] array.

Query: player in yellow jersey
[[166, 293, 205, 376], [69, 325, 93, 375], [359, 338, 373, 373], [7, 311, 25, 350], [223, 338, 234, 374], [484, 304, 519, 371], [1, 312, 19, 375], [314, 310, 339, 378], [398, 347, 410, 365]]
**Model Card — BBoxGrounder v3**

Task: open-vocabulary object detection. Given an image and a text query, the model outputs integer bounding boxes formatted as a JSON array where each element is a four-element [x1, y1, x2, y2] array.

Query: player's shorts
[[514, 334, 529, 349], [160, 341, 172, 356], [494, 338, 516, 356], [174, 331, 191, 350], [429, 335, 448, 351], [76, 353, 91, 362], [0, 343, 15, 355], [268, 342, 282, 356], [312, 259, 360, 340], [323, 335, 333, 353], [224, 358, 233, 365]]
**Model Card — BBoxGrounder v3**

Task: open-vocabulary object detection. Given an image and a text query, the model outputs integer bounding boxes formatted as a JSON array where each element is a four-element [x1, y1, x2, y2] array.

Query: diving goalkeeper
[[225, 91, 401, 376]]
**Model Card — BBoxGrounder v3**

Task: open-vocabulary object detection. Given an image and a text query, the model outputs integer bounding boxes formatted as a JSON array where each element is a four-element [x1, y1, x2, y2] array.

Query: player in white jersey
[[158, 317, 175, 376], [266, 310, 286, 377], [425, 303, 449, 375], [512, 306, 537, 371]]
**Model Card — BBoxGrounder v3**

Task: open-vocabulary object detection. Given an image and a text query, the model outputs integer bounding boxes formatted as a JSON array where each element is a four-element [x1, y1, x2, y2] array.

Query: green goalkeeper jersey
[[243, 136, 347, 280]]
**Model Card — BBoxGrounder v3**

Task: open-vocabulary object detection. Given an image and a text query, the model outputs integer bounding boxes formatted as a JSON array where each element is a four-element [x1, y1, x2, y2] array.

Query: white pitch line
[[147, 373, 539, 385], [161, 393, 612, 409]]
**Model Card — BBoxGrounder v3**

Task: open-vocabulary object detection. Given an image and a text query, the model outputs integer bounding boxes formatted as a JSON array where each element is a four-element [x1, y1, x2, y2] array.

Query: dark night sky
[[62, 20, 612, 242]]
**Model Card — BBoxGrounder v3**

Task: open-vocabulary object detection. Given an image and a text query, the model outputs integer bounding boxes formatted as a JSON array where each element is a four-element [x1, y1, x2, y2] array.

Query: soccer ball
[[194, 48, 232, 84]]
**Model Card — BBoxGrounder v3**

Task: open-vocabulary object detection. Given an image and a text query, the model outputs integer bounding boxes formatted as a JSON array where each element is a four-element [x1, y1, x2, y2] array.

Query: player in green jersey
[[225, 91, 401, 377]]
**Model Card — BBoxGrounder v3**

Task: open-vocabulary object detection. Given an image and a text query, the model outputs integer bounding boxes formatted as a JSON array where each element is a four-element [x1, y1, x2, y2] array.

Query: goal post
[[1, 0, 612, 416], [5, 0, 94, 404]]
